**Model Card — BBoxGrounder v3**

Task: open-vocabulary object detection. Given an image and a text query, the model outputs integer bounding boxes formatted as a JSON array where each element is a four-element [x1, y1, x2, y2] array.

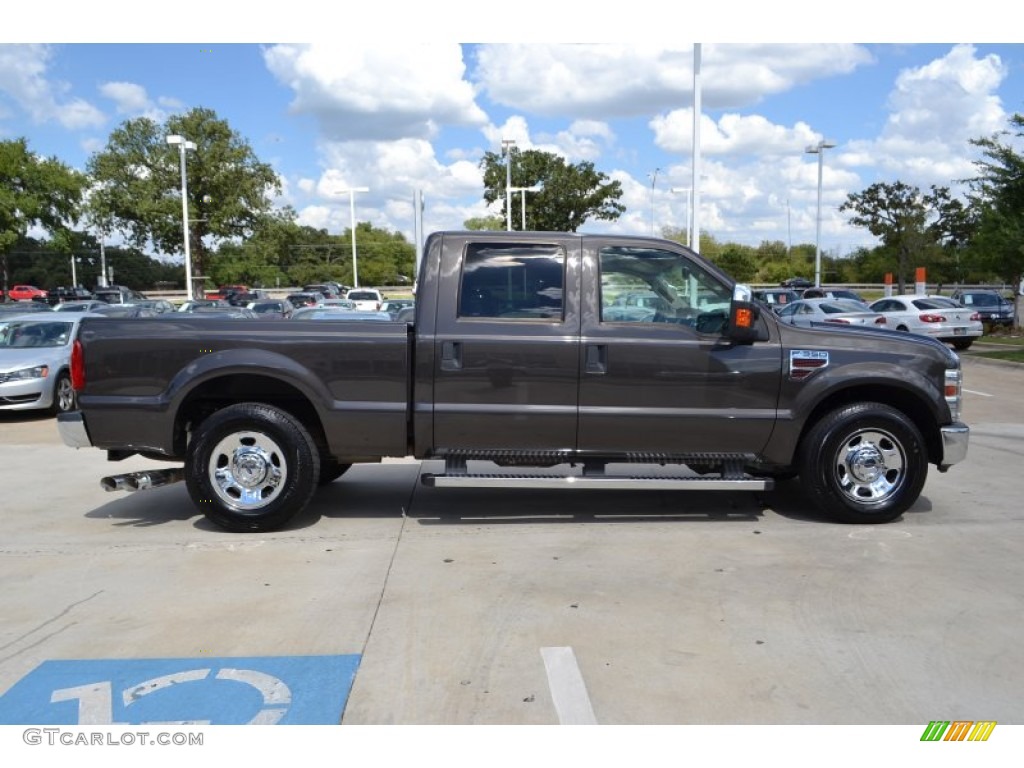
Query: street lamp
[[648, 168, 661, 235], [670, 187, 691, 248], [509, 185, 541, 230], [166, 134, 197, 299], [805, 139, 836, 288], [501, 139, 516, 231], [334, 187, 369, 287]]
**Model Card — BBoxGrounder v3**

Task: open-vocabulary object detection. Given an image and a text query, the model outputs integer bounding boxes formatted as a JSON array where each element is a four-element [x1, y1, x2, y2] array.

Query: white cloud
[[98, 81, 173, 122], [263, 43, 488, 142], [0, 44, 105, 129], [651, 109, 821, 157], [473, 44, 872, 118]]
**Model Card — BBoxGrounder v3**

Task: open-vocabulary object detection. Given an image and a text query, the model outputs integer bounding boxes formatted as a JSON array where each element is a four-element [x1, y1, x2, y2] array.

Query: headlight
[[0, 365, 49, 383]]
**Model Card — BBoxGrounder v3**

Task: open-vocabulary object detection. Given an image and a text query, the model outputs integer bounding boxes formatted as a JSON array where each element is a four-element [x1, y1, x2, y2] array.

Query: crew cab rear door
[[576, 238, 782, 454], [430, 234, 582, 451]]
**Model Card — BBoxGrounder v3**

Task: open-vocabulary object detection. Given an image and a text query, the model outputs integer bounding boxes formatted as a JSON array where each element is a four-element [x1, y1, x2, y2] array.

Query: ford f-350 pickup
[[58, 231, 968, 532]]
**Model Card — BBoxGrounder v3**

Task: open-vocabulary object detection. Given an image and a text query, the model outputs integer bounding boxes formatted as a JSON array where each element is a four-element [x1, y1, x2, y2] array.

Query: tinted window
[[457, 242, 565, 320]]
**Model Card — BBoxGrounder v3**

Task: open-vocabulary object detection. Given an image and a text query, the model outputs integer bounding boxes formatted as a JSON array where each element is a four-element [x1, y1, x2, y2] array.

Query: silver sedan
[[775, 298, 888, 329], [0, 314, 96, 414]]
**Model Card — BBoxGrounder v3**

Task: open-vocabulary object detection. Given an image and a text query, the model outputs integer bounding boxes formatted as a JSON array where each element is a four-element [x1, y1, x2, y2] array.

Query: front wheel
[[185, 403, 320, 532], [798, 402, 927, 524], [49, 370, 76, 415]]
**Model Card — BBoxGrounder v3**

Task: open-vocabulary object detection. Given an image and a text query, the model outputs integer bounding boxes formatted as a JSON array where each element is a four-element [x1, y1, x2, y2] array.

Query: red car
[[6, 285, 48, 302]]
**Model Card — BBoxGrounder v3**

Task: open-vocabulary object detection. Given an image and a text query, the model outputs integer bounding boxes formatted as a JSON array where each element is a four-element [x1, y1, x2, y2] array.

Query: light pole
[[648, 168, 660, 235], [670, 187, 691, 248], [166, 134, 197, 299], [509, 185, 541, 230], [501, 139, 516, 231], [334, 187, 369, 287], [805, 140, 836, 288]]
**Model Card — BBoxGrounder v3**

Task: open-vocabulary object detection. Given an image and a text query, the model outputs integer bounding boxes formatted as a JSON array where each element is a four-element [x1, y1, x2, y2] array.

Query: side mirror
[[726, 284, 762, 344]]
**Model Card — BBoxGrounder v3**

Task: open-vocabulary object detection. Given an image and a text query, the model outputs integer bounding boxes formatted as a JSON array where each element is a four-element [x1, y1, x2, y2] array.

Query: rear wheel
[[799, 402, 927, 524], [185, 403, 320, 532]]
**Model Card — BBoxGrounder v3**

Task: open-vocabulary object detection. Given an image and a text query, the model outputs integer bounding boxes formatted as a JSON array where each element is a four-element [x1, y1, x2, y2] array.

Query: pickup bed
[[59, 231, 969, 531]]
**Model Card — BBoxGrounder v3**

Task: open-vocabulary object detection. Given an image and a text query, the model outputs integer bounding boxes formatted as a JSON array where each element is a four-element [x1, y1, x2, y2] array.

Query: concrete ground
[[0, 355, 1022, 725]]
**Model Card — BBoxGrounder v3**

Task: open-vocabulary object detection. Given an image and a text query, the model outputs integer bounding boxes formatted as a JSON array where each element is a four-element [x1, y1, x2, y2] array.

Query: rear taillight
[[919, 313, 945, 323], [969, 312, 981, 321], [70, 339, 85, 391], [874, 317, 887, 325]]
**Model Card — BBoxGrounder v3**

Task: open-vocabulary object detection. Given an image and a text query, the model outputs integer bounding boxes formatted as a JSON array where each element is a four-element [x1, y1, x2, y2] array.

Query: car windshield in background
[[347, 291, 379, 301], [0, 320, 74, 348], [823, 299, 873, 313]]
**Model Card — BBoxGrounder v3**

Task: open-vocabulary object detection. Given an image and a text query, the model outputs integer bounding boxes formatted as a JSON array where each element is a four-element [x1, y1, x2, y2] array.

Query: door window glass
[[458, 242, 565, 320]]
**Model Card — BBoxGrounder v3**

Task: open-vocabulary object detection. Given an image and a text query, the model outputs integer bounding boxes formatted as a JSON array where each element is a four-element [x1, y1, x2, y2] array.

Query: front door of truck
[[576, 239, 782, 455], [431, 236, 581, 451]]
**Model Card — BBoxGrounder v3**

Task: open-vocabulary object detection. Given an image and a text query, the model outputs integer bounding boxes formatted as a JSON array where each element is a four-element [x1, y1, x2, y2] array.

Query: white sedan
[[868, 295, 983, 350]]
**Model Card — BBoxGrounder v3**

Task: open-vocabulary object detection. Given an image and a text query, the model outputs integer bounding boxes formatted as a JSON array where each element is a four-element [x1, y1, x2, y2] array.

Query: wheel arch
[[795, 384, 943, 467], [173, 374, 328, 459]]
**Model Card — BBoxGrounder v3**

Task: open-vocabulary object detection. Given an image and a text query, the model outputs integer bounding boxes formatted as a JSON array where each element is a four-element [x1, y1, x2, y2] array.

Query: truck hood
[[775, 321, 960, 367]]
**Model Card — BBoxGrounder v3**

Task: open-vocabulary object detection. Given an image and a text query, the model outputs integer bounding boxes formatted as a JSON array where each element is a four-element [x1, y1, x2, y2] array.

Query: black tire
[[798, 402, 927, 524], [49, 370, 76, 415], [185, 403, 320, 532], [952, 339, 973, 351], [318, 458, 352, 485]]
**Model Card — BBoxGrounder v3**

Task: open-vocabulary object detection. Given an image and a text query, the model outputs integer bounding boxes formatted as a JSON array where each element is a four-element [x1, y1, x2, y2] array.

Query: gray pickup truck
[[59, 231, 968, 532]]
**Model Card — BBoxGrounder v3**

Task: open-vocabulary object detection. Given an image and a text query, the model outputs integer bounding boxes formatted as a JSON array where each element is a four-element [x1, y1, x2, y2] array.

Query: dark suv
[[950, 289, 1014, 328], [94, 285, 147, 305], [46, 286, 94, 306]]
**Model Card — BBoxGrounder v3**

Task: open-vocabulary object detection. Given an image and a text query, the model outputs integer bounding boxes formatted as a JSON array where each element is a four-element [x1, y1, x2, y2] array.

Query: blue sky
[[3, 3, 1024, 261]]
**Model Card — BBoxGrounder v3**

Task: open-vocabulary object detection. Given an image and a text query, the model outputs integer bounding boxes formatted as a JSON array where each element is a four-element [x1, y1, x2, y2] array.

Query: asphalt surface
[[0, 355, 1022, 726]]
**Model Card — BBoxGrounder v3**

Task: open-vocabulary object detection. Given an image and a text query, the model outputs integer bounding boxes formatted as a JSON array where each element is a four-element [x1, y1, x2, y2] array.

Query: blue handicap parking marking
[[0, 655, 361, 725]]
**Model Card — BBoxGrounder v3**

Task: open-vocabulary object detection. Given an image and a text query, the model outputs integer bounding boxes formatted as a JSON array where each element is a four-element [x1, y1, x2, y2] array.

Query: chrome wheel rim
[[56, 376, 75, 412], [833, 428, 905, 505], [208, 431, 288, 511]]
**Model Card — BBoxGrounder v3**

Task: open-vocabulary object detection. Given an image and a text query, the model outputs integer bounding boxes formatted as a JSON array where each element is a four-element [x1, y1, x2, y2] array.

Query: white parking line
[[540, 646, 598, 725], [963, 388, 994, 397]]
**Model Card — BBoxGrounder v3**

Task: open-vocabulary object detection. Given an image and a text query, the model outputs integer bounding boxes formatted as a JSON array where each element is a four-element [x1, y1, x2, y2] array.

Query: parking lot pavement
[[1, 358, 1023, 725]]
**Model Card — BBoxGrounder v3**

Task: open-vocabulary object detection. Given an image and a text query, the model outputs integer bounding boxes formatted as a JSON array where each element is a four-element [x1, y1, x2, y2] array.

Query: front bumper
[[939, 422, 969, 469], [57, 411, 93, 449]]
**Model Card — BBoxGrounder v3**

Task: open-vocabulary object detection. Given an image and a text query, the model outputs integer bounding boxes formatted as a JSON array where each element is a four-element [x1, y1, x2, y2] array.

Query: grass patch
[[973, 349, 1024, 363], [978, 334, 1024, 346]]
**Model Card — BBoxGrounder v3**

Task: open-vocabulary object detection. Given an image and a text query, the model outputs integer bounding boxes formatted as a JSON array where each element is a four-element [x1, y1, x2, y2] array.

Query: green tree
[[86, 107, 280, 287], [1, 138, 86, 300], [463, 215, 505, 231], [839, 181, 935, 292], [965, 113, 1024, 301], [711, 245, 757, 282], [479, 148, 624, 232]]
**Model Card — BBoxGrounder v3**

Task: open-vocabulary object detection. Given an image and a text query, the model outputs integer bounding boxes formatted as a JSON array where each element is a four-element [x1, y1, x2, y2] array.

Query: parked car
[[347, 288, 384, 311], [124, 299, 176, 314], [800, 287, 866, 302], [780, 277, 813, 289], [185, 306, 258, 319], [93, 285, 147, 305], [205, 284, 249, 301], [89, 304, 160, 318], [776, 298, 888, 328], [380, 299, 415, 318], [869, 295, 983, 350], [286, 292, 324, 309], [752, 289, 800, 314], [247, 299, 294, 319], [52, 300, 111, 313], [0, 313, 97, 414], [0, 301, 50, 313], [949, 289, 1014, 328], [290, 307, 392, 321], [227, 289, 271, 307], [6, 285, 48, 302], [177, 299, 230, 312], [46, 286, 94, 306], [302, 284, 339, 300], [320, 298, 357, 310]]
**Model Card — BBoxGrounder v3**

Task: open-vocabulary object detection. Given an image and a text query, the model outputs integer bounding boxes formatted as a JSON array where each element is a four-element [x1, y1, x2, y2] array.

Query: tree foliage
[[1, 138, 86, 299], [86, 107, 281, 285], [479, 148, 624, 232]]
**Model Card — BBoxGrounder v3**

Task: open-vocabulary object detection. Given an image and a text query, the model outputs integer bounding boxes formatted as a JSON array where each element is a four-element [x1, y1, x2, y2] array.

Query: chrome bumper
[[57, 411, 92, 449], [939, 422, 969, 469]]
